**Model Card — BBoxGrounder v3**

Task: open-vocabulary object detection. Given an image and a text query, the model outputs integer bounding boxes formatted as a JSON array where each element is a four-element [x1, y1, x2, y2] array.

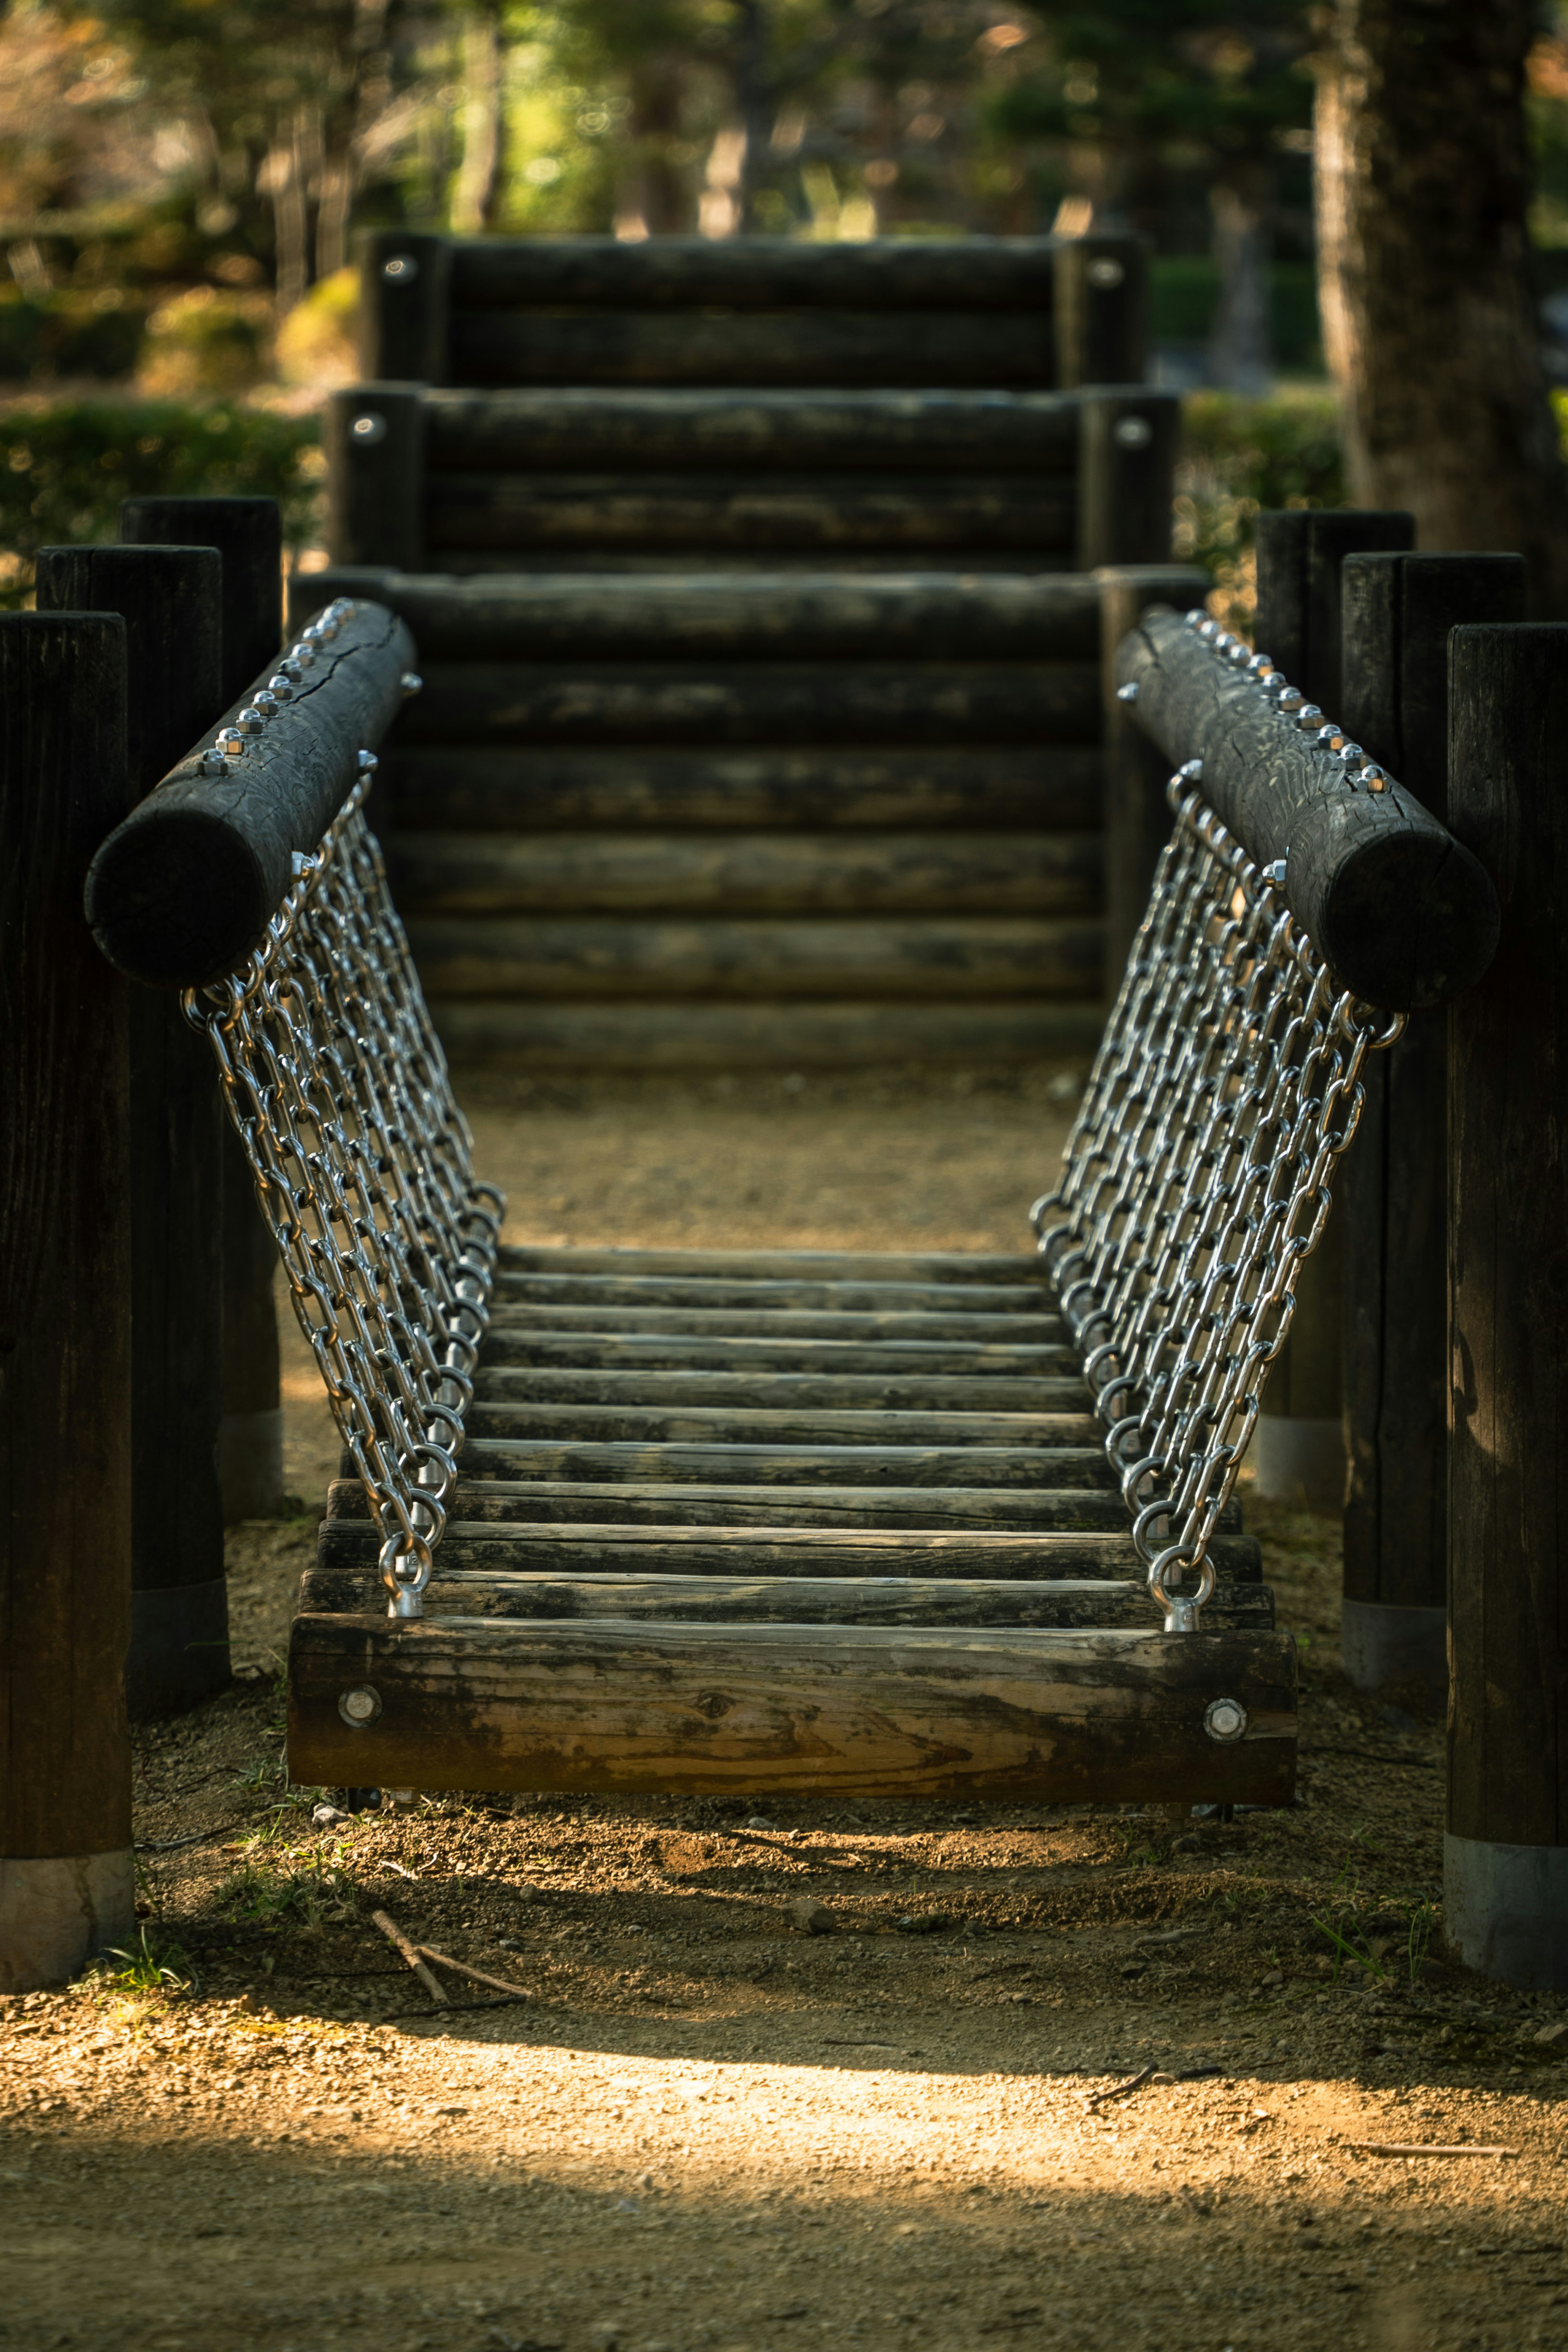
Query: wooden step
[[434, 999, 1108, 1069], [483, 1305, 1068, 1340], [399, 662, 1100, 748], [447, 310, 1056, 391], [464, 1405, 1100, 1448], [287, 1614, 1296, 1805], [328, 1478, 1134, 1532], [379, 745, 1103, 835], [476, 1332, 1080, 1374], [422, 388, 1081, 472], [446, 238, 1062, 311], [471, 1369, 1085, 1410], [490, 1272, 1051, 1311], [449, 1439, 1115, 1490], [409, 914, 1104, 1001], [494, 1245, 1049, 1281], [299, 1563, 1274, 1633]]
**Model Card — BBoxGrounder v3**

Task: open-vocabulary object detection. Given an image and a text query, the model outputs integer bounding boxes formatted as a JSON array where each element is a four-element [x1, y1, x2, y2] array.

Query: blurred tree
[[1314, 0, 1568, 614]]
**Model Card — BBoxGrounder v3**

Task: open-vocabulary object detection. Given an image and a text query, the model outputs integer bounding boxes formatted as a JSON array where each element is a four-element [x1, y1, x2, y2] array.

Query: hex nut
[[338, 1684, 383, 1728]]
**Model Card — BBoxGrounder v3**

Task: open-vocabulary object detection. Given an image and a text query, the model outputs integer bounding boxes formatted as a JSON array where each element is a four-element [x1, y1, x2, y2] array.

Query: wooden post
[[1076, 392, 1181, 573], [357, 227, 451, 384], [36, 548, 228, 1719], [1251, 507, 1415, 1509], [1053, 236, 1147, 389], [1096, 563, 1211, 986], [0, 613, 134, 1990], [1338, 553, 1526, 1708], [119, 497, 287, 1528], [325, 385, 426, 570], [1446, 622, 1568, 1989]]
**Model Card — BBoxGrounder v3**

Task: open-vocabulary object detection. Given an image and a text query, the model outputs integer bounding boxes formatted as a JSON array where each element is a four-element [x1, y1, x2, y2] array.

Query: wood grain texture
[[432, 999, 1108, 1071], [495, 1244, 1047, 1281], [1075, 393, 1179, 571], [85, 601, 416, 988], [450, 1438, 1114, 1492], [1052, 236, 1147, 389], [1117, 604, 1499, 1009], [342, 1476, 1132, 1533], [484, 1303, 1065, 1340], [287, 1614, 1296, 1804], [408, 914, 1104, 1001], [325, 387, 426, 571], [380, 745, 1103, 835], [1255, 509, 1414, 717], [296, 568, 1102, 662], [1447, 623, 1568, 1846], [447, 310, 1056, 390], [358, 232, 451, 382], [472, 1368, 1085, 1410], [0, 614, 132, 1855], [118, 496, 283, 703], [299, 1563, 1272, 1632], [1096, 564, 1212, 984], [392, 831, 1102, 918], [443, 234, 1067, 313], [462, 1404, 1101, 1449], [476, 1331, 1080, 1375], [490, 1272, 1051, 1312], [421, 388, 1082, 472]]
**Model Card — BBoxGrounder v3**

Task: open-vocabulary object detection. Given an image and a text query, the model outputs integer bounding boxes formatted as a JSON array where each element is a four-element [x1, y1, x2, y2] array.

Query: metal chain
[[1033, 622, 1405, 1633], [184, 712, 503, 1620]]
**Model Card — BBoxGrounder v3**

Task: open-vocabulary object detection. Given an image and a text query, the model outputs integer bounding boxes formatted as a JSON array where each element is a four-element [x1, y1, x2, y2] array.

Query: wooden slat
[[335, 1477, 1129, 1531], [405, 550, 1082, 579], [477, 1331, 1081, 1374], [319, 1494, 1261, 1577], [299, 1564, 1274, 1633], [424, 474, 1075, 555], [422, 388, 1080, 472], [395, 834, 1100, 920], [465, 1405, 1100, 1448], [399, 663, 1100, 748], [489, 1272, 1050, 1311], [483, 1306, 1067, 1340], [287, 1615, 1296, 1804], [446, 237, 1060, 312], [495, 1245, 1046, 1281], [447, 310, 1056, 390], [454, 1439, 1114, 1490], [472, 1370, 1085, 1410], [409, 915, 1104, 1001], [380, 746, 1103, 835], [436, 999, 1107, 1071]]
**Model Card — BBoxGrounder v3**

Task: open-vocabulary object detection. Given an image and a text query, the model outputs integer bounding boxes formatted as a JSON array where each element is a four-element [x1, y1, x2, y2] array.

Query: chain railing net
[[1033, 773, 1402, 1629], [185, 768, 503, 1621]]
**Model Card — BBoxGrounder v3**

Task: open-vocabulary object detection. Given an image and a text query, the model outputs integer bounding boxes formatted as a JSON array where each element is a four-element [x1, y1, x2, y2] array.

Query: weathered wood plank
[[425, 473, 1076, 555], [472, 1370, 1083, 1410], [477, 1331, 1080, 1375], [490, 1272, 1049, 1312], [465, 1404, 1100, 1448], [454, 1438, 1114, 1491], [485, 1309, 1066, 1344], [319, 1494, 1261, 1577], [300, 1563, 1273, 1633], [434, 999, 1108, 1069], [336, 1477, 1131, 1532], [392, 831, 1102, 919], [380, 746, 1104, 835], [495, 1244, 1045, 1282], [447, 310, 1057, 390], [303, 570, 1102, 661], [445, 235, 1065, 312], [421, 388, 1082, 472], [410, 915, 1105, 1002], [288, 1615, 1296, 1805], [1096, 565, 1213, 982]]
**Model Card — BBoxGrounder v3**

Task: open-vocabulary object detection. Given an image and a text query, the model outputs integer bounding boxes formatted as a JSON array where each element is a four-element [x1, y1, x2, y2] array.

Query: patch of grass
[[211, 1835, 356, 1932], [87, 1926, 194, 2000]]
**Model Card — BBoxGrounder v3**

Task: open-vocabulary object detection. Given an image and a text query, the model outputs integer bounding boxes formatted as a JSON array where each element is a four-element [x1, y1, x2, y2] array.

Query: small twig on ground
[[371, 1909, 448, 2006], [1087, 2063, 1156, 2106], [1350, 2141, 1517, 2159], [415, 1945, 534, 2002]]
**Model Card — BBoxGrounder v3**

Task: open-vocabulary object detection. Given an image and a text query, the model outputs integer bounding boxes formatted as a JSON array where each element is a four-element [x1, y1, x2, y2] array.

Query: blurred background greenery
[[2, 0, 1568, 607]]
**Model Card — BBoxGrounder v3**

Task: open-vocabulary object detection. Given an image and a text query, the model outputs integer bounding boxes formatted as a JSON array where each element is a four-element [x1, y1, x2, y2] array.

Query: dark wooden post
[[0, 614, 134, 1990], [1446, 622, 1568, 1989], [1338, 553, 1527, 1709], [325, 385, 426, 570], [1053, 235, 1147, 389], [119, 497, 287, 1529], [1250, 507, 1416, 1509], [1096, 563, 1211, 985], [357, 227, 451, 384], [36, 548, 228, 1719], [1076, 392, 1181, 572]]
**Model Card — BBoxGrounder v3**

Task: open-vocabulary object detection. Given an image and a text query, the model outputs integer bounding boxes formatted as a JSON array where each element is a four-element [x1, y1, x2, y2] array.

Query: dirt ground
[[4, 1066, 1566, 2352]]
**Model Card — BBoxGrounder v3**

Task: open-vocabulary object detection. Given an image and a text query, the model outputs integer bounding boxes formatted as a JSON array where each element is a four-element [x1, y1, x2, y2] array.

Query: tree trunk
[[1209, 178, 1271, 395], [1314, 0, 1568, 616], [451, 2, 503, 236]]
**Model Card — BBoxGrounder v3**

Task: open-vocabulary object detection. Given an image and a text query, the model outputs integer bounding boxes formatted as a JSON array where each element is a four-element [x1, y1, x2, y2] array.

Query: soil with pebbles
[[4, 1067, 1566, 2352]]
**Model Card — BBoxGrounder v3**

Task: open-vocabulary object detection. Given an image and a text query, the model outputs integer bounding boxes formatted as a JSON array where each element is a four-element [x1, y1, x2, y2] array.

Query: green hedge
[[1149, 259, 1324, 374], [1175, 390, 1346, 628], [0, 399, 322, 607]]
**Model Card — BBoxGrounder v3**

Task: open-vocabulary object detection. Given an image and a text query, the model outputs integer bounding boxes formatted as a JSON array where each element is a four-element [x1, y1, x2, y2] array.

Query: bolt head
[[1203, 1696, 1249, 1744], [381, 254, 419, 283], [338, 1684, 383, 1727], [1113, 414, 1153, 449], [1087, 256, 1125, 288]]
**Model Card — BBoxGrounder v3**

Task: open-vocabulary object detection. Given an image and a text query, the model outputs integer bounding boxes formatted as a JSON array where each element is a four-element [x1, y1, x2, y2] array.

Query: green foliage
[[90, 1924, 194, 1999], [0, 286, 153, 383], [0, 398, 321, 607], [1174, 387, 1345, 627], [1150, 258, 1323, 371], [213, 1835, 356, 1932]]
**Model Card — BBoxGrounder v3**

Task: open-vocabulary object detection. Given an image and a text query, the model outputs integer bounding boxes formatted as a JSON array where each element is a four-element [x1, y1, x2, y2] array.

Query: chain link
[[1033, 773, 1403, 1632], [184, 766, 503, 1619]]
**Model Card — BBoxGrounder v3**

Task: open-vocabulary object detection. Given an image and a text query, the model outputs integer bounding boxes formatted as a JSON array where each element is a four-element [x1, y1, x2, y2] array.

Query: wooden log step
[[483, 1306, 1068, 1341], [397, 664, 1102, 748], [495, 1245, 1047, 1282], [446, 310, 1056, 391], [319, 1493, 1261, 1577], [472, 1369, 1085, 1410], [392, 833, 1102, 920], [424, 474, 1076, 555], [477, 1332, 1082, 1375], [422, 388, 1081, 471], [332, 1475, 1130, 1530], [446, 237, 1061, 312], [408, 915, 1105, 1002], [411, 550, 1081, 580], [464, 1405, 1100, 1448], [287, 1615, 1297, 1806], [315, 571, 1101, 661], [299, 1563, 1274, 1634], [490, 1272, 1052, 1312], [435, 999, 1107, 1070], [453, 1439, 1114, 1490], [379, 746, 1103, 835]]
